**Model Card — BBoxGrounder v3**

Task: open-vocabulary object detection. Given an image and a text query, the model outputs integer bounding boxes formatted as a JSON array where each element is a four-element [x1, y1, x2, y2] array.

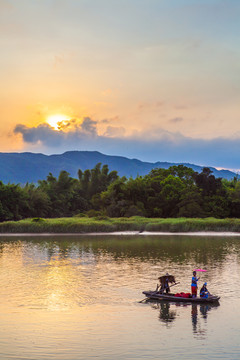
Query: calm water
[[0, 234, 240, 360]]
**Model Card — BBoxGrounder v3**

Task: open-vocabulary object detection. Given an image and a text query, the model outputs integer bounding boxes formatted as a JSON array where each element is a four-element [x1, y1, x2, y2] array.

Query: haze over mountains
[[0, 151, 237, 184]]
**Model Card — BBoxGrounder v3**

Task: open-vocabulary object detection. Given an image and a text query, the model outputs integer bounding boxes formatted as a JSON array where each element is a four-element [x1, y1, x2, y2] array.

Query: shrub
[[31, 217, 45, 222]]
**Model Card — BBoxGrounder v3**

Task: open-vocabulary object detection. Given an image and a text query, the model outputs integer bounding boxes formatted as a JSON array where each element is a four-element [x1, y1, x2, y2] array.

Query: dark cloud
[[100, 116, 119, 124], [14, 123, 64, 146], [169, 117, 184, 123], [14, 117, 98, 145], [101, 119, 111, 124], [80, 117, 97, 136], [14, 120, 240, 170], [57, 119, 74, 131]]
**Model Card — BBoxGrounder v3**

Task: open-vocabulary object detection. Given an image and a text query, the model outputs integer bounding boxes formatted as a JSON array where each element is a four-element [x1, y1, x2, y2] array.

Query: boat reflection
[[158, 302, 177, 325], [149, 301, 177, 326], [191, 302, 220, 338], [147, 300, 220, 337]]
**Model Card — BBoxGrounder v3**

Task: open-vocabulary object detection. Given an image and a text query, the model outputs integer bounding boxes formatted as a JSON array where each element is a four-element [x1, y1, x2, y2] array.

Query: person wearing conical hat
[[159, 273, 170, 294]]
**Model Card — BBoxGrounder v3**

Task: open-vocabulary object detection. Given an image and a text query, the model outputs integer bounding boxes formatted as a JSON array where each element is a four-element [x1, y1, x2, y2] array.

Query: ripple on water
[[0, 235, 240, 359]]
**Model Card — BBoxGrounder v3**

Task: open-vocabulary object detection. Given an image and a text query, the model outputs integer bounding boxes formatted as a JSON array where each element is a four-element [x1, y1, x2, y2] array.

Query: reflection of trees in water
[[0, 242, 5, 256], [73, 236, 240, 268], [1, 236, 240, 281], [3, 234, 240, 262]]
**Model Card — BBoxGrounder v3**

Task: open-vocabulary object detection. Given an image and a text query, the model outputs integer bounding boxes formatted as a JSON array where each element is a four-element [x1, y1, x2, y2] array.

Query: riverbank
[[1, 216, 240, 234]]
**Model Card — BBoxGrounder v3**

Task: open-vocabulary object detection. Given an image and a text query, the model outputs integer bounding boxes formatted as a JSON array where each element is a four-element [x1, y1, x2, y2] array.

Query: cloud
[[14, 123, 64, 146], [104, 126, 126, 137], [80, 117, 97, 136], [100, 116, 119, 124], [169, 117, 184, 123], [14, 117, 98, 146], [13, 119, 240, 170]]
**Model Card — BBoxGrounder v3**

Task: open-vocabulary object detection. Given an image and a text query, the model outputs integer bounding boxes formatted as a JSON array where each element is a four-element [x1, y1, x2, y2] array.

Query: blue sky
[[1, 0, 240, 169]]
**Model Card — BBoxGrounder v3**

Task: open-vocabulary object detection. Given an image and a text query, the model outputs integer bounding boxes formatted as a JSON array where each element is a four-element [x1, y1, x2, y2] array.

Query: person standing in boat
[[191, 271, 200, 298], [163, 274, 170, 294], [159, 273, 170, 294]]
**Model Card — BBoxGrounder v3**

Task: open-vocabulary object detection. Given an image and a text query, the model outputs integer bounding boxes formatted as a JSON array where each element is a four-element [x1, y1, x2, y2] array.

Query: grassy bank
[[0, 216, 240, 234]]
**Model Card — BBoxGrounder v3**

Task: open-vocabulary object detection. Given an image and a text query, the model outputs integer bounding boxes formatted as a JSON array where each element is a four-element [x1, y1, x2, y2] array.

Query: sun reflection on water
[[0, 235, 240, 359]]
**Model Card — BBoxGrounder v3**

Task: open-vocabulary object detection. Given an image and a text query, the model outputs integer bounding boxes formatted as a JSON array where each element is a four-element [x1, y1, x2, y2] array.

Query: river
[[0, 234, 239, 359]]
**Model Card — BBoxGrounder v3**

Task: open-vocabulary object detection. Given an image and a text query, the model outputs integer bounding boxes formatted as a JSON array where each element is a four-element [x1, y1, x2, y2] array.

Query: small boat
[[142, 291, 220, 303], [142, 272, 220, 303]]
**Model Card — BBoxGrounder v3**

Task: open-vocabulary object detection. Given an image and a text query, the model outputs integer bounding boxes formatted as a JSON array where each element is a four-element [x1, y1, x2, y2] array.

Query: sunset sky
[[1, 0, 240, 169]]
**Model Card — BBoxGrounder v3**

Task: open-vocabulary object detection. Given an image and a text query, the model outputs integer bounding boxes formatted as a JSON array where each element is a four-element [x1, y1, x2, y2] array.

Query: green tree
[[24, 183, 51, 218], [0, 181, 29, 221]]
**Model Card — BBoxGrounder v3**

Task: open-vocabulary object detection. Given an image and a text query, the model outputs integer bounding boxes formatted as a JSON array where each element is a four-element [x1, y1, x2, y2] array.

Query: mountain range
[[0, 151, 237, 184]]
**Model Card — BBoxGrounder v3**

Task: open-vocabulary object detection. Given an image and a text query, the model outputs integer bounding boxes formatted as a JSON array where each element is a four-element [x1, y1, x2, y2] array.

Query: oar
[[139, 282, 180, 303], [159, 281, 180, 291], [139, 286, 159, 303], [139, 297, 151, 303], [170, 282, 180, 288]]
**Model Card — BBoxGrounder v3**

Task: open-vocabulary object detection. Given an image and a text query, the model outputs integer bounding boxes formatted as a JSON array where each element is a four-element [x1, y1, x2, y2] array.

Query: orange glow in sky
[[46, 115, 71, 131], [1, 1, 240, 168]]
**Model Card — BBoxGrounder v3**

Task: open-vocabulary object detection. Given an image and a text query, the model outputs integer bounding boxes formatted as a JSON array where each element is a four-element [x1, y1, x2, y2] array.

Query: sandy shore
[[0, 231, 240, 237]]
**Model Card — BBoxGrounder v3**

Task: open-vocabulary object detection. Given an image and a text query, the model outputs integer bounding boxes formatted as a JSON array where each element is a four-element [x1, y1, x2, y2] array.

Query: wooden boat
[[142, 291, 220, 303]]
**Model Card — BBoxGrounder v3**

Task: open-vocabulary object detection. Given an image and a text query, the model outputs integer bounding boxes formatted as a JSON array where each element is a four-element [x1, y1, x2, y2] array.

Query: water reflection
[[158, 302, 177, 325], [0, 235, 239, 360], [0, 234, 237, 308], [1, 235, 240, 266], [148, 299, 220, 339]]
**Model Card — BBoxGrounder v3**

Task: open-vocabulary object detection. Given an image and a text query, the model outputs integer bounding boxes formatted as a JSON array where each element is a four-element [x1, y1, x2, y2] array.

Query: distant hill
[[0, 151, 237, 184]]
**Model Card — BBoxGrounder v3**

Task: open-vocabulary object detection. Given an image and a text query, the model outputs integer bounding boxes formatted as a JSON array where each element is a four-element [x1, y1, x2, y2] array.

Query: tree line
[[0, 163, 240, 221]]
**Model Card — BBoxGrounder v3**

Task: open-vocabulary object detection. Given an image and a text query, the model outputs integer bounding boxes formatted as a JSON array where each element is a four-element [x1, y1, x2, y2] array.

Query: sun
[[46, 114, 70, 131]]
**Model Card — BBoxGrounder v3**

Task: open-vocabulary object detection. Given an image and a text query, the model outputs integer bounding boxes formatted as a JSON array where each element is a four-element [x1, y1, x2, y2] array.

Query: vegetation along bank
[[1, 217, 240, 234], [1, 163, 240, 227]]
